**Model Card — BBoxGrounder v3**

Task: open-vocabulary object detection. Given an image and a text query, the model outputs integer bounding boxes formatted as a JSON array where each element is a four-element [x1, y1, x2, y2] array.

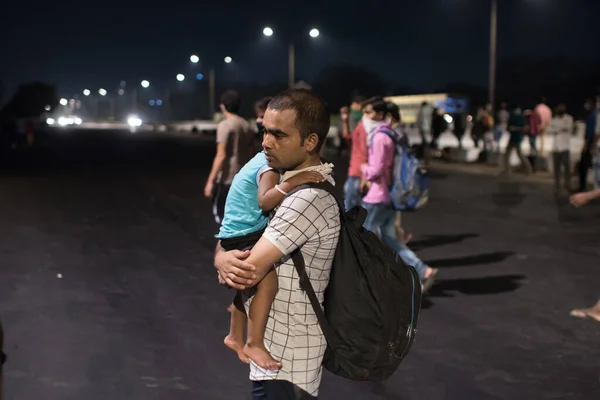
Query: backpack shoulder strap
[[286, 181, 342, 348], [291, 249, 338, 348]]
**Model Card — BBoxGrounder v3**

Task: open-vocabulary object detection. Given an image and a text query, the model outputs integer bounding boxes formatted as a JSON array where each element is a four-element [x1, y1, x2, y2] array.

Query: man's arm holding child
[[216, 189, 326, 290]]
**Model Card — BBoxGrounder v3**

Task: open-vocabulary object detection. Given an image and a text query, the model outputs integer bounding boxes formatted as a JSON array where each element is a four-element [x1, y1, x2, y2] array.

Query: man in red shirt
[[340, 99, 368, 210]]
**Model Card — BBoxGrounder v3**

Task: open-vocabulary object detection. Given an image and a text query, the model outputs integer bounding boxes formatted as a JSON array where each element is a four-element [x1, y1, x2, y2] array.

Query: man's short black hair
[[365, 96, 387, 114], [267, 88, 330, 152], [220, 90, 241, 114], [386, 102, 401, 122], [254, 96, 272, 114]]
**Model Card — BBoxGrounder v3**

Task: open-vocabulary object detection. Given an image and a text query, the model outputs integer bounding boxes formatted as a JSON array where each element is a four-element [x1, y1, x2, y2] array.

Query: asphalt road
[[1, 129, 599, 400]]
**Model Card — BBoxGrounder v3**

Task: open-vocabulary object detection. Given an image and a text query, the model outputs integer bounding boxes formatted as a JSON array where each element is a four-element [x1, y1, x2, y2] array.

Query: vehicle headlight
[[46, 118, 55, 125], [58, 117, 69, 126], [74, 117, 82, 125], [127, 115, 142, 127]]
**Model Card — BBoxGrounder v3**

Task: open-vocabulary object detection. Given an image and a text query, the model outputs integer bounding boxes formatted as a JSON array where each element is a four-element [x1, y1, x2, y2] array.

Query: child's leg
[[224, 291, 249, 364], [243, 268, 281, 370]]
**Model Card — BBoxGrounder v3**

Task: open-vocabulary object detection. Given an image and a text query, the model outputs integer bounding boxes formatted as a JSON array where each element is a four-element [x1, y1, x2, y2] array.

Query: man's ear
[[304, 133, 319, 152]]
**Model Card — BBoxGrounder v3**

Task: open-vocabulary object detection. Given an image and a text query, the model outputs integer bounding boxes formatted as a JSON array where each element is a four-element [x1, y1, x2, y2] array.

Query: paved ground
[[1, 130, 599, 400]]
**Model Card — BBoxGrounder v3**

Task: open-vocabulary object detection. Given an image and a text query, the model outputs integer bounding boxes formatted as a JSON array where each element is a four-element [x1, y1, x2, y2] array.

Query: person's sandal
[[570, 308, 600, 322], [421, 268, 438, 294]]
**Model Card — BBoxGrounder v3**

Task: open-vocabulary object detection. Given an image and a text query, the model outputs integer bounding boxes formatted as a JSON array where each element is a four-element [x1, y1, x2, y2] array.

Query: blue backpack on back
[[377, 127, 430, 212]]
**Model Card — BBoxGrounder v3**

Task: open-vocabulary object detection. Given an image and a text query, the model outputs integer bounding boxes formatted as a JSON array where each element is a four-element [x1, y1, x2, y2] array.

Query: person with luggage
[[385, 102, 412, 243], [214, 88, 340, 399], [217, 148, 327, 370], [360, 98, 438, 292]]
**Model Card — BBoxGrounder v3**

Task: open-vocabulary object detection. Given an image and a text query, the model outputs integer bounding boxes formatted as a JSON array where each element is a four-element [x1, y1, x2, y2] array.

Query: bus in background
[[384, 93, 470, 126]]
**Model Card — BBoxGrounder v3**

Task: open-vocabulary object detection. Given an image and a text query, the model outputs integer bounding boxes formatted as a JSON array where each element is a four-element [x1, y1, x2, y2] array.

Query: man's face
[[351, 101, 362, 111], [362, 104, 384, 121], [262, 108, 316, 170]]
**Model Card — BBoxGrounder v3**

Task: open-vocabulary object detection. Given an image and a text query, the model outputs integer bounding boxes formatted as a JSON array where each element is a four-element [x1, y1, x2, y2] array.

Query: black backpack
[[289, 182, 422, 382]]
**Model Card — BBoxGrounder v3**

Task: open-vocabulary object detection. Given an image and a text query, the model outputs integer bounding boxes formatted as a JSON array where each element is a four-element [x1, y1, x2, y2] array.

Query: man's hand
[[570, 192, 592, 208], [360, 177, 371, 193], [215, 249, 257, 290], [204, 181, 214, 198]]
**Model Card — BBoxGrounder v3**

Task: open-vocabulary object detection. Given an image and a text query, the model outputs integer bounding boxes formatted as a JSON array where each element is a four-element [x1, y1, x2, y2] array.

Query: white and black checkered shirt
[[245, 186, 340, 396]]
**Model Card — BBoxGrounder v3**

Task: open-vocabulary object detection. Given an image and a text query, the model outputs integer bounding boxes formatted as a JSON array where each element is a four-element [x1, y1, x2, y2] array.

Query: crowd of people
[[203, 87, 600, 398]]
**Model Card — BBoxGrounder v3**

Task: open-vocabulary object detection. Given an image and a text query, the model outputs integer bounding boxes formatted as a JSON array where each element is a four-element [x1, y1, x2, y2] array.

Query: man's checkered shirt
[[244, 186, 340, 396]]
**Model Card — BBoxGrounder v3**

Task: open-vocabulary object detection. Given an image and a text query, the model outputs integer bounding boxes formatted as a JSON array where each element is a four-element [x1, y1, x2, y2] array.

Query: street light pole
[[288, 43, 295, 88], [209, 67, 215, 120], [489, 0, 497, 116]]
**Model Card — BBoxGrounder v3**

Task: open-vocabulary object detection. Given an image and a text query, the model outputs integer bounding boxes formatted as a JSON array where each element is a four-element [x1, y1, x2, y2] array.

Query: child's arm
[[258, 170, 326, 212]]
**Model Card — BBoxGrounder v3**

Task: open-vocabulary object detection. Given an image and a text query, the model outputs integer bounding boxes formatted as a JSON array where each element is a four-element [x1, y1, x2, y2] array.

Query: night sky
[[1, 0, 599, 98]]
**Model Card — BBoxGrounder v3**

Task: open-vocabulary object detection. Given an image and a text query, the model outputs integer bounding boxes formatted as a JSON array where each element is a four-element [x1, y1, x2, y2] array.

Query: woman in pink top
[[359, 98, 438, 292]]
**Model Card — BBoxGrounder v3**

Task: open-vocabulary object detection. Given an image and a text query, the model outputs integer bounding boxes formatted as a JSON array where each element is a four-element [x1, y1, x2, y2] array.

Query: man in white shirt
[[214, 88, 341, 399], [549, 103, 573, 195]]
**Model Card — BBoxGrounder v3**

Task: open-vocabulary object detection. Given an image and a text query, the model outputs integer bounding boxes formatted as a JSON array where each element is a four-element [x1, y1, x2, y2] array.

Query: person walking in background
[[548, 103, 574, 196], [341, 98, 369, 211], [579, 98, 598, 191], [494, 102, 510, 152], [348, 95, 365, 133], [416, 101, 433, 148], [452, 104, 466, 148], [204, 90, 255, 225], [471, 106, 486, 149], [360, 98, 437, 292], [534, 96, 552, 154], [500, 105, 533, 176], [569, 187, 600, 323], [431, 107, 445, 150], [385, 102, 413, 244], [525, 106, 541, 159]]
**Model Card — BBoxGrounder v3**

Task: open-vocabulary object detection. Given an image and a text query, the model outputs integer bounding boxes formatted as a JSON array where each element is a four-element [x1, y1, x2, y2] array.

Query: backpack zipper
[[391, 265, 418, 360], [397, 266, 418, 360]]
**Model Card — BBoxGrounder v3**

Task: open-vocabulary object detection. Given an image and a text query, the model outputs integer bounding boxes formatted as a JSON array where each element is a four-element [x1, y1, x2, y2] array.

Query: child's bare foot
[[224, 335, 249, 364], [244, 342, 282, 370]]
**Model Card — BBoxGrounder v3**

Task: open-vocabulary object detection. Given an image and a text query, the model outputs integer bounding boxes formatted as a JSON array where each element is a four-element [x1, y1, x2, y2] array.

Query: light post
[[133, 80, 150, 112], [190, 54, 231, 119], [263, 26, 319, 88], [489, 0, 497, 117]]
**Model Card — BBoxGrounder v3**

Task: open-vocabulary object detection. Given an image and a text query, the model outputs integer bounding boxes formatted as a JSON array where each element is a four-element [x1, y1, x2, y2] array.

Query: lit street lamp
[[98, 88, 107, 96], [224, 56, 232, 64], [83, 89, 91, 96], [176, 74, 185, 82], [263, 26, 320, 88], [141, 80, 150, 88], [190, 54, 199, 64], [263, 27, 273, 37], [59, 98, 68, 106]]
